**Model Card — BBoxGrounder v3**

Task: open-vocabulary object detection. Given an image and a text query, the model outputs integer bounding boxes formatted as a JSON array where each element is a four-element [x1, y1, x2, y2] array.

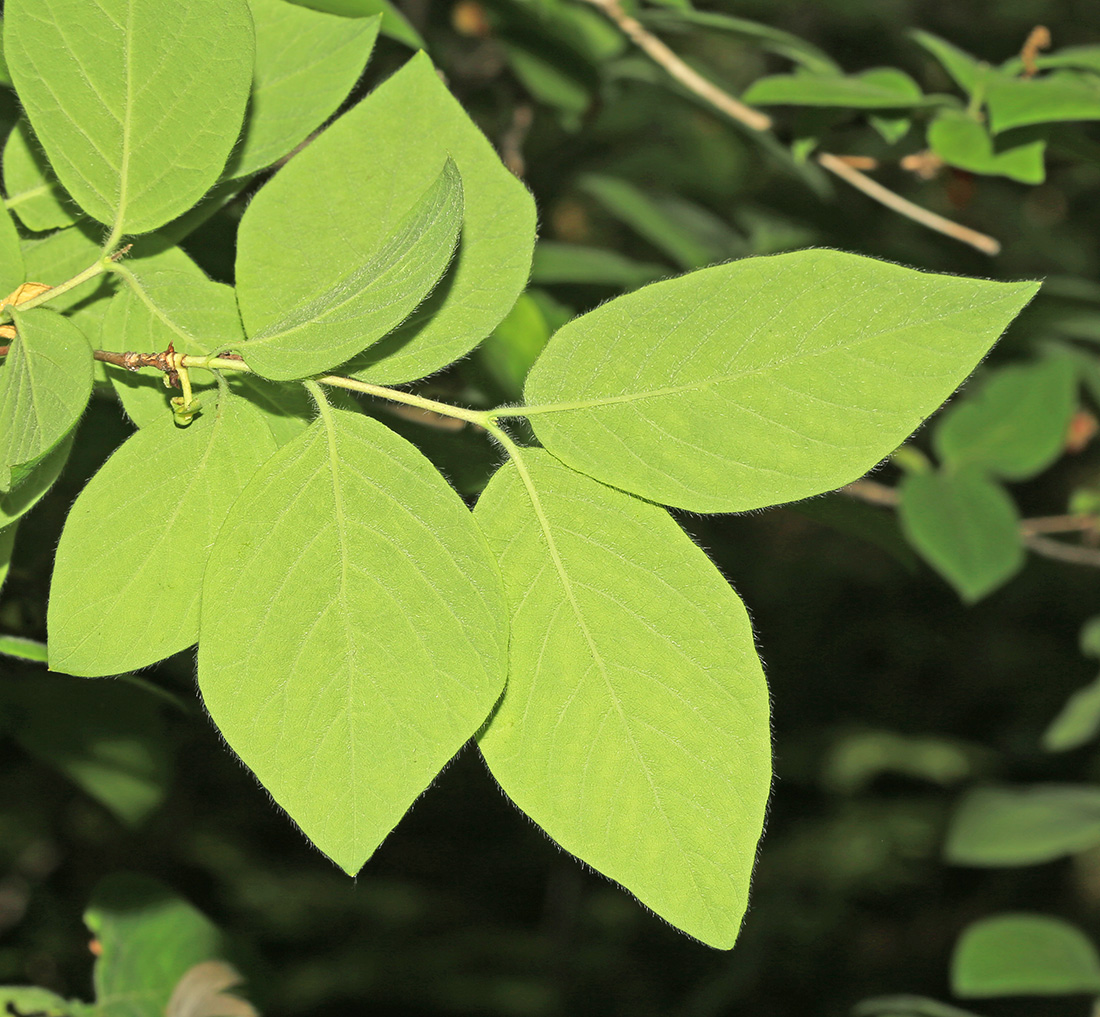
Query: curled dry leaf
[[0, 282, 53, 340], [165, 960, 259, 1017]]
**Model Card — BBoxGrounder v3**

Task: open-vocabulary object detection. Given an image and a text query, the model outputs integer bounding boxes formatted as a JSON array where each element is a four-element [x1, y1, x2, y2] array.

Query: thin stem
[[816, 152, 1002, 256], [577, 0, 772, 132], [317, 373, 491, 427], [5, 258, 111, 316]]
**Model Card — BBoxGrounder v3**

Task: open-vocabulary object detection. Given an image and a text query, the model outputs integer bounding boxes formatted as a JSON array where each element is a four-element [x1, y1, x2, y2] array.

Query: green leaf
[[952, 914, 1100, 997], [987, 71, 1100, 133], [523, 250, 1039, 513], [6, 0, 254, 234], [927, 110, 1046, 183], [909, 31, 987, 95], [0, 307, 92, 491], [742, 68, 926, 108], [897, 470, 1023, 603], [198, 406, 507, 874], [237, 158, 463, 380], [339, 53, 536, 383], [475, 451, 771, 949], [86, 874, 228, 1017], [285, 0, 423, 48], [477, 292, 554, 399], [228, 0, 380, 178], [1043, 674, 1100, 752], [0, 523, 13, 594], [577, 173, 744, 270], [0, 200, 24, 297], [3, 118, 81, 231], [48, 395, 278, 677], [0, 987, 86, 1017], [638, 9, 839, 74], [504, 44, 592, 119], [0, 674, 171, 825], [934, 358, 1076, 480], [21, 223, 110, 313], [945, 784, 1100, 865], [0, 432, 74, 527], [854, 995, 986, 1017], [530, 241, 668, 288], [0, 635, 47, 663]]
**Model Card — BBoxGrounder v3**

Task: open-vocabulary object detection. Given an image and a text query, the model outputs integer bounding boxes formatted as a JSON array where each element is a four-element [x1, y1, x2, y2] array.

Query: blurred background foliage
[[4, 0, 1100, 1014]]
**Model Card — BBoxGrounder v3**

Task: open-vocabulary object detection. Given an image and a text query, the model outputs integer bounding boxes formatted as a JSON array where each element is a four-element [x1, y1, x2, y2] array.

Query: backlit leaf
[[523, 250, 1038, 512], [199, 407, 507, 873], [6, 0, 254, 233], [48, 394, 278, 677], [0, 307, 91, 491], [475, 451, 771, 949], [338, 53, 536, 383], [237, 158, 463, 380]]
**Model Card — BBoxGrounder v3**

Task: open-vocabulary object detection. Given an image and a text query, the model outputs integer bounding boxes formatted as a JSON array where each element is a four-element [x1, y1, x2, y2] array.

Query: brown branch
[[1023, 533, 1100, 568], [577, 0, 772, 132], [816, 152, 1002, 256]]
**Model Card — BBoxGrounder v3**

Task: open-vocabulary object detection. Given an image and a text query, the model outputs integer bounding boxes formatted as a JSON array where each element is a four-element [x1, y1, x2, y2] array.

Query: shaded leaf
[[48, 395, 278, 677], [952, 914, 1100, 997], [0, 674, 171, 825], [0, 198, 25, 295], [286, 0, 423, 48], [0, 307, 92, 491], [639, 8, 839, 74], [946, 784, 1100, 865], [897, 470, 1023, 603], [987, 71, 1100, 133], [0, 987, 88, 1017], [530, 241, 667, 288], [742, 68, 926, 108], [0, 635, 47, 663], [927, 110, 1046, 184], [909, 31, 987, 95], [0, 433, 74, 527], [238, 158, 463, 380], [3, 118, 80, 231], [229, 0, 379, 178], [934, 358, 1077, 480], [198, 407, 507, 873], [476, 452, 771, 949], [0, 522, 12, 594], [86, 874, 229, 1017], [523, 250, 1038, 513], [6, 0, 253, 233], [1043, 673, 1100, 752]]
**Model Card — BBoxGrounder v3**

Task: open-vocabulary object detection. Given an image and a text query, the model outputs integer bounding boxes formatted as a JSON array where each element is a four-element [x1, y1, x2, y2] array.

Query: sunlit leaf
[[48, 395, 278, 677], [3, 118, 80, 231], [524, 250, 1038, 512], [199, 407, 507, 873], [476, 451, 770, 949]]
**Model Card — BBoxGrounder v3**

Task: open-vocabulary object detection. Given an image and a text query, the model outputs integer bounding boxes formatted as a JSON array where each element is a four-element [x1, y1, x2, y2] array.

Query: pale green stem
[[178, 353, 494, 427], [4, 258, 111, 316]]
